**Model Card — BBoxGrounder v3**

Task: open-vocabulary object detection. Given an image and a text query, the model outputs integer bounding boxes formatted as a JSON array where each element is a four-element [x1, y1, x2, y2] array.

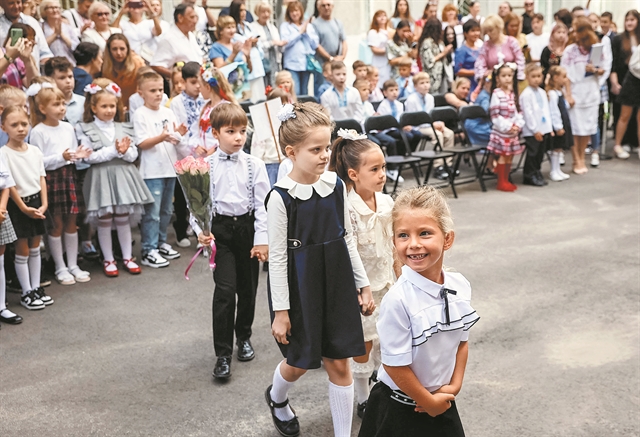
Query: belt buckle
[[233, 217, 238, 221]]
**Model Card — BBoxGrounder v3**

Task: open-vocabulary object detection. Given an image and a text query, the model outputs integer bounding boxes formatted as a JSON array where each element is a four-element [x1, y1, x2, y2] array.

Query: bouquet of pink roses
[[174, 156, 215, 279]]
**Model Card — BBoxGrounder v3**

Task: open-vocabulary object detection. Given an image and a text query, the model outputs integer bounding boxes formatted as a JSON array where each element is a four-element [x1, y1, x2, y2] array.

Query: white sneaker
[[159, 243, 180, 259], [176, 237, 191, 248], [614, 145, 630, 159], [55, 268, 76, 285], [141, 249, 170, 268], [560, 170, 570, 180], [397, 175, 405, 184], [622, 145, 631, 153], [69, 266, 91, 283], [386, 169, 398, 181], [186, 225, 194, 237], [549, 171, 565, 182], [590, 153, 600, 167]]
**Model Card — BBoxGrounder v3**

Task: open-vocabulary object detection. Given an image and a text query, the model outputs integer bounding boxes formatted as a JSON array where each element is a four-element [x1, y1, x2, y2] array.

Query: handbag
[[306, 54, 323, 73], [629, 44, 640, 80]]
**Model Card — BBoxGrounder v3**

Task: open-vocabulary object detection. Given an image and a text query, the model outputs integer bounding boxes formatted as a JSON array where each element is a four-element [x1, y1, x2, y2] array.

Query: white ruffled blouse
[[377, 266, 480, 392], [267, 171, 370, 311], [347, 189, 395, 292]]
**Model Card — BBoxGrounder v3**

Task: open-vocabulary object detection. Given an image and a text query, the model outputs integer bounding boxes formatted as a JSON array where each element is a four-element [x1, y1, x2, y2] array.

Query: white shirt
[[65, 93, 85, 126], [194, 5, 209, 33], [0, 152, 16, 190], [188, 148, 270, 246], [376, 98, 404, 122], [62, 8, 91, 38], [0, 13, 53, 66], [276, 157, 293, 182], [377, 266, 480, 392], [363, 100, 375, 119], [526, 32, 550, 62], [75, 118, 138, 164], [133, 105, 189, 179], [367, 29, 391, 85], [0, 144, 46, 197], [81, 27, 122, 51], [29, 122, 78, 171], [548, 89, 564, 132], [150, 24, 203, 69], [404, 91, 434, 114], [120, 19, 157, 59], [519, 86, 552, 136], [347, 189, 395, 292], [267, 171, 370, 311], [320, 86, 365, 125]]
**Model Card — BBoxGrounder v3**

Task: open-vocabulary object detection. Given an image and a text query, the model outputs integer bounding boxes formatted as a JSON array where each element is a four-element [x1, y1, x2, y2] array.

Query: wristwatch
[[329, 56, 334, 62], [3, 53, 13, 63]]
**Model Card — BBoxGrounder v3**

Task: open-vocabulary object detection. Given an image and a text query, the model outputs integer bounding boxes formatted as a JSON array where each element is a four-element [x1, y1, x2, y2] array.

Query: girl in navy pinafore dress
[[265, 102, 374, 437]]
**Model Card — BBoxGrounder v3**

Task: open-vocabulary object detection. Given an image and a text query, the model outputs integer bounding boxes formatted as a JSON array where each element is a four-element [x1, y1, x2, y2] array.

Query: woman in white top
[[40, 0, 80, 65], [250, 1, 286, 88], [112, 0, 167, 63], [230, 0, 265, 102], [81, 1, 122, 51], [367, 10, 391, 88]]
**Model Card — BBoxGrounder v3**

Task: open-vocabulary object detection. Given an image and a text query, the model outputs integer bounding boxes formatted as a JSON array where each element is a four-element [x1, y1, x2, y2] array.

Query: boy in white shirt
[[377, 80, 421, 152], [134, 71, 190, 267], [320, 61, 365, 125], [170, 61, 205, 141], [395, 59, 415, 99], [526, 14, 550, 63], [354, 79, 376, 119], [519, 64, 552, 186]]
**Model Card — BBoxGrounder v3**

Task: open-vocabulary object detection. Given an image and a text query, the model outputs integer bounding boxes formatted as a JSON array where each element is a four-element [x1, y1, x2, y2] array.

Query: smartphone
[[128, 1, 143, 8], [10, 28, 23, 46]]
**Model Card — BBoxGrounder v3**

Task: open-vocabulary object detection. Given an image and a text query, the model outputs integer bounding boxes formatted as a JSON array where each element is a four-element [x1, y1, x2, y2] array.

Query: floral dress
[[487, 88, 525, 156], [420, 38, 449, 94], [387, 39, 413, 80]]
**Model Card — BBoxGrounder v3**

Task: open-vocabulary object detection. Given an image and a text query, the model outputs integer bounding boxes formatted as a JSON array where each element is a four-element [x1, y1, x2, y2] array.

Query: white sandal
[[69, 266, 91, 283], [55, 268, 76, 285]]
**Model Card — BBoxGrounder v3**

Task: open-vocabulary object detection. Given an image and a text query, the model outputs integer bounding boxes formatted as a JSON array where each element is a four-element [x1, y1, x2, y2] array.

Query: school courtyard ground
[[1, 152, 639, 436]]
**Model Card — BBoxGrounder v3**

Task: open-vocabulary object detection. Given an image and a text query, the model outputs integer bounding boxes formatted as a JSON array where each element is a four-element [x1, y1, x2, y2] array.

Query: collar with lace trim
[[274, 171, 337, 200], [347, 190, 389, 216], [401, 265, 447, 298]]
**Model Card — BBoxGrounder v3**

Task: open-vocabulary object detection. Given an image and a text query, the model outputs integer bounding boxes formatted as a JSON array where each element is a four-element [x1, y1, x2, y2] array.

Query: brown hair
[[137, 69, 163, 88], [210, 102, 247, 131], [267, 87, 292, 105], [329, 136, 380, 190], [285, 1, 304, 24], [441, 4, 458, 22], [353, 79, 369, 89], [28, 77, 65, 126], [370, 10, 388, 32], [1, 105, 29, 125], [278, 102, 332, 155], [382, 79, 398, 91], [330, 60, 346, 72], [532, 13, 544, 21], [571, 16, 598, 48], [83, 78, 125, 123], [352, 60, 367, 71], [503, 12, 522, 36], [621, 10, 640, 62], [392, 185, 454, 234], [102, 34, 138, 79], [524, 62, 542, 76]]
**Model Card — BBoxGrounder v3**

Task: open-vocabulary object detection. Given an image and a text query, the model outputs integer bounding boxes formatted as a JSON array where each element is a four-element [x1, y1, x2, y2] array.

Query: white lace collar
[[347, 190, 390, 216], [402, 265, 447, 298], [275, 171, 337, 200]]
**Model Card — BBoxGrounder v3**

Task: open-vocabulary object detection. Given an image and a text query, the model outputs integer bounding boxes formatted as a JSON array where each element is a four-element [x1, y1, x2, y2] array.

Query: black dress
[[267, 176, 366, 370], [552, 93, 574, 151]]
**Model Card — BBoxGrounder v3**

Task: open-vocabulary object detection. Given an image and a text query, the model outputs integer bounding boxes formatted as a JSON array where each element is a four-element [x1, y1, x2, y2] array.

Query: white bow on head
[[277, 103, 297, 122], [337, 128, 367, 141], [26, 82, 54, 97]]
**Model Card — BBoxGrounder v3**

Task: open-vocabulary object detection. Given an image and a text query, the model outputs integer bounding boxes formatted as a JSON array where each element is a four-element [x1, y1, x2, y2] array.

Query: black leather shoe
[[357, 401, 367, 419], [536, 171, 549, 185], [212, 356, 231, 379], [523, 176, 545, 186], [0, 309, 23, 324], [237, 339, 255, 361], [265, 385, 300, 437]]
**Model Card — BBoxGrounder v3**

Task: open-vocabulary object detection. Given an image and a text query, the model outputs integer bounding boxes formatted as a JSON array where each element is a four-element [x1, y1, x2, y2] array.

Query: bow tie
[[440, 288, 458, 325], [219, 152, 239, 162]]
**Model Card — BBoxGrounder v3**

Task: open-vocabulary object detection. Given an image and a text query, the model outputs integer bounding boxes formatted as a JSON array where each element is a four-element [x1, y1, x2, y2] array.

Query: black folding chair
[[398, 97, 407, 106], [298, 95, 318, 103], [240, 100, 252, 113], [433, 94, 448, 108], [372, 100, 382, 111], [364, 115, 422, 194]]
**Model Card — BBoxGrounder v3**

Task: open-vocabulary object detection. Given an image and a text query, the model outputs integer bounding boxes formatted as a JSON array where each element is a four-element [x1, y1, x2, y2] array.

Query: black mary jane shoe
[[523, 176, 545, 187], [265, 385, 300, 437], [0, 308, 23, 325], [237, 339, 255, 361], [212, 356, 232, 379], [357, 401, 367, 419]]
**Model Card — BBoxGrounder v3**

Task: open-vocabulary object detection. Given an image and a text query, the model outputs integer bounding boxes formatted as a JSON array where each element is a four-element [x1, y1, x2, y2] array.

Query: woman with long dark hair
[[390, 0, 414, 30], [610, 9, 640, 159], [387, 19, 416, 80], [419, 18, 453, 94], [230, 0, 265, 102], [102, 33, 145, 106]]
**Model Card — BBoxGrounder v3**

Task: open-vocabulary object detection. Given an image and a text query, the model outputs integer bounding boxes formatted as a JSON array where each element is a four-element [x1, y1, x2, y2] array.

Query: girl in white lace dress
[[329, 129, 396, 418]]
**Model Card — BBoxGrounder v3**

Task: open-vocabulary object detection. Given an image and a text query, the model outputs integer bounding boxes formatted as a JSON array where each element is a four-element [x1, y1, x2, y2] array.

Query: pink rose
[[174, 158, 186, 174], [195, 158, 209, 174]]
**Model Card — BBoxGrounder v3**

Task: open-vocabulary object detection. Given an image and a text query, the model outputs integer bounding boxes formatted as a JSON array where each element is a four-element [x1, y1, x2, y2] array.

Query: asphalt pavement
[[1, 153, 638, 437]]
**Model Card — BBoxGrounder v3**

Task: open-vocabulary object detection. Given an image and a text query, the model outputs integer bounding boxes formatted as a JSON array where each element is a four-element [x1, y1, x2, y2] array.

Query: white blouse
[[347, 189, 395, 292], [0, 152, 15, 190], [267, 171, 370, 311], [75, 117, 138, 165], [377, 266, 480, 393]]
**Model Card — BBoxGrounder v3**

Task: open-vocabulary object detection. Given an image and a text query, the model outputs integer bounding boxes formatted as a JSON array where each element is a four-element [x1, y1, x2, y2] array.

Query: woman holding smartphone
[[1, 23, 39, 88], [113, 0, 167, 63]]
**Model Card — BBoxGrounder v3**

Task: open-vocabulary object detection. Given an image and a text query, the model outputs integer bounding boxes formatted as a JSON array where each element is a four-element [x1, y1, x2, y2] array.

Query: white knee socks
[[328, 381, 354, 437], [48, 235, 67, 273], [270, 362, 296, 421], [14, 254, 31, 294], [352, 357, 374, 404], [114, 216, 132, 260], [98, 217, 114, 262], [28, 248, 41, 291], [64, 232, 79, 270]]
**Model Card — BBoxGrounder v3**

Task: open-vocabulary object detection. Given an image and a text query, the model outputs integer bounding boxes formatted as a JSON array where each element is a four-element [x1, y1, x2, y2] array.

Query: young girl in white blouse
[[265, 102, 374, 437], [28, 80, 92, 286], [329, 129, 396, 418], [359, 185, 480, 437]]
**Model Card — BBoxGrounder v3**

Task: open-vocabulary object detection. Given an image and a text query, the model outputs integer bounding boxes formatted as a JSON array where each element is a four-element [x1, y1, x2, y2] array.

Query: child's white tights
[[329, 381, 354, 437], [98, 217, 114, 262]]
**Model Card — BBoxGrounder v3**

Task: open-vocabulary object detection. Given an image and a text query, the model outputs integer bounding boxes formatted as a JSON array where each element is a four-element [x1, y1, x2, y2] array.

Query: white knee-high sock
[[114, 216, 132, 260], [98, 217, 114, 262], [351, 357, 374, 404], [48, 235, 67, 273], [14, 254, 31, 295], [270, 361, 296, 421], [28, 247, 41, 291], [329, 381, 354, 437], [63, 232, 79, 269]]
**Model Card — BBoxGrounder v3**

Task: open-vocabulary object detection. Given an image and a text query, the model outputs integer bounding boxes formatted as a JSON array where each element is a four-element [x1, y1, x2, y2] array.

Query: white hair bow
[[337, 128, 367, 141], [84, 83, 102, 95], [277, 103, 297, 122], [26, 82, 54, 97]]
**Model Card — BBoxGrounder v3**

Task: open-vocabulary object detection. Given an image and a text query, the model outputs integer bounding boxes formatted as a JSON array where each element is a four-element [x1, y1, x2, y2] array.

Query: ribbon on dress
[[184, 240, 217, 280], [440, 288, 458, 325]]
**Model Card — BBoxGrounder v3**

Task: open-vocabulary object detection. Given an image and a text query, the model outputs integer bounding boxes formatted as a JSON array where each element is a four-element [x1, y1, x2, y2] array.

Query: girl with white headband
[[75, 78, 153, 277], [28, 78, 92, 286]]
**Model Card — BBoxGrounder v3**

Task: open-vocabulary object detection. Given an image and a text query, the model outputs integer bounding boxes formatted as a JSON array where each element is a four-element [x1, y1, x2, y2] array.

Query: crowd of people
[[0, 0, 638, 435]]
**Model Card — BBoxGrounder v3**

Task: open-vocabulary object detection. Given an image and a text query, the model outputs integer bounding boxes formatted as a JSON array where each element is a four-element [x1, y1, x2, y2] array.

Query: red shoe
[[122, 259, 141, 275], [495, 164, 516, 192], [103, 260, 119, 277]]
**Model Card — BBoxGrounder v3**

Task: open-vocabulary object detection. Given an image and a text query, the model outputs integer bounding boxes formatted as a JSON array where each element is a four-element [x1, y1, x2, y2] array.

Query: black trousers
[[173, 182, 189, 241], [523, 134, 550, 179], [210, 213, 259, 357]]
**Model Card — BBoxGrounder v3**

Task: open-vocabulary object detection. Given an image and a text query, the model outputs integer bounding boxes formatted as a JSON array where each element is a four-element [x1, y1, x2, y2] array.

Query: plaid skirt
[[46, 164, 84, 216], [487, 132, 524, 156], [7, 193, 46, 239], [0, 214, 17, 246]]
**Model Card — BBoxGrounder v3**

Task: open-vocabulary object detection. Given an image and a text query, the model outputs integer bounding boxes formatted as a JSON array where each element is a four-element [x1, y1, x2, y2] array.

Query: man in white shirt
[[62, 0, 94, 38], [461, 1, 483, 25], [526, 14, 550, 63], [150, 3, 203, 79], [182, 0, 215, 33], [0, 0, 53, 66]]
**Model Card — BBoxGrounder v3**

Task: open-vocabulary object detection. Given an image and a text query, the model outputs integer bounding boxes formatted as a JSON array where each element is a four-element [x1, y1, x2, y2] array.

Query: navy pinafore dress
[[267, 177, 366, 370]]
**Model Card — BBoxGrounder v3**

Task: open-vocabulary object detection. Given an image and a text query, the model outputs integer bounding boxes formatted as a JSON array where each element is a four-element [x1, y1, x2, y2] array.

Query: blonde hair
[[452, 76, 471, 91], [216, 15, 236, 39], [392, 186, 454, 234], [28, 77, 65, 126], [83, 78, 125, 123], [546, 65, 566, 91], [254, 1, 272, 15], [39, 0, 60, 19], [482, 15, 504, 34], [275, 70, 297, 101], [278, 102, 332, 155], [0, 84, 26, 108], [88, 1, 111, 19], [412, 72, 430, 85]]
